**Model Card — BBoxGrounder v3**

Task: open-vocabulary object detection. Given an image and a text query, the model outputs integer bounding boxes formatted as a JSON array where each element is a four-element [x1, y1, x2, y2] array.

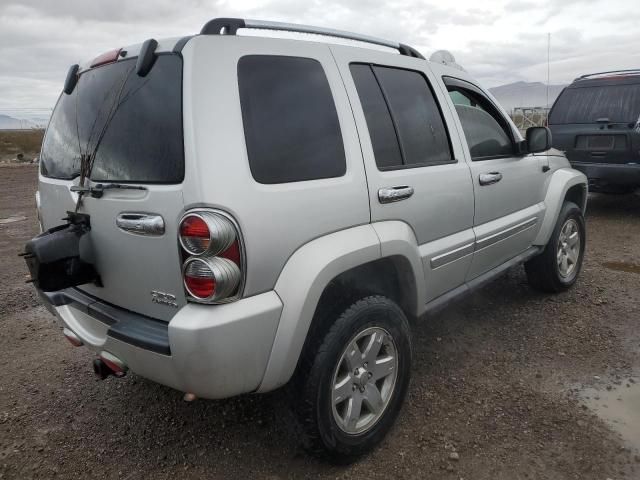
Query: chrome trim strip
[[116, 213, 165, 236], [430, 242, 475, 269], [475, 217, 538, 251]]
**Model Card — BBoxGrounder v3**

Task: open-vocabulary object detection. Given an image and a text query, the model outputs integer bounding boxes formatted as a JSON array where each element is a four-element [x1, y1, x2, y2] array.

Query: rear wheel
[[295, 296, 412, 462], [525, 201, 585, 292]]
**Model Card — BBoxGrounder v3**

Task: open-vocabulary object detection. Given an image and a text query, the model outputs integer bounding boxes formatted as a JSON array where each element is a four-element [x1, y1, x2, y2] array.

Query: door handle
[[116, 213, 165, 236], [479, 172, 503, 186], [378, 185, 414, 204]]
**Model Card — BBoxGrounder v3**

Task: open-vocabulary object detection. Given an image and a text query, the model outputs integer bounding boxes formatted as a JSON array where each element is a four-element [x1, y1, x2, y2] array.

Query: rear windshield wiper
[[70, 183, 147, 198]]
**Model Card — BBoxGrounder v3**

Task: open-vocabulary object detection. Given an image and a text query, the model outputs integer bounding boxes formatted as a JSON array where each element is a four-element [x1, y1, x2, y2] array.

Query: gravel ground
[[1, 164, 639, 479]]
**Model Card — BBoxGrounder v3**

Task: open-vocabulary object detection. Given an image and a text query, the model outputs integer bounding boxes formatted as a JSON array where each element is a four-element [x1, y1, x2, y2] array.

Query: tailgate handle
[[116, 213, 165, 236]]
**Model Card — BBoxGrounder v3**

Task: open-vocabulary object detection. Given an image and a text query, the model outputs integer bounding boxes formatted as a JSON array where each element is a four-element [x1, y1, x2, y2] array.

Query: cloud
[[0, 0, 638, 118]]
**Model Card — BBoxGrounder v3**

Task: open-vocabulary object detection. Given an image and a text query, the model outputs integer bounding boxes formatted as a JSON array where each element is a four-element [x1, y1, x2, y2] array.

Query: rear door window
[[41, 54, 184, 183], [350, 64, 453, 170], [238, 55, 346, 184]]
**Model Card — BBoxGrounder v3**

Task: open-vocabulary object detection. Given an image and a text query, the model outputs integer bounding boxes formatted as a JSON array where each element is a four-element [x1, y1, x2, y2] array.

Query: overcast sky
[[1, 0, 639, 119]]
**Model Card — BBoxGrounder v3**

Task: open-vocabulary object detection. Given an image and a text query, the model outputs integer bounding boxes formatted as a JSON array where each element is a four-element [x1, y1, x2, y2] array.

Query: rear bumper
[[570, 162, 640, 190], [41, 288, 283, 399]]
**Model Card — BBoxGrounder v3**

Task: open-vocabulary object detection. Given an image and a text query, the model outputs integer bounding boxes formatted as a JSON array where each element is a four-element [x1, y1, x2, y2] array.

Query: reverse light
[[183, 256, 240, 302]]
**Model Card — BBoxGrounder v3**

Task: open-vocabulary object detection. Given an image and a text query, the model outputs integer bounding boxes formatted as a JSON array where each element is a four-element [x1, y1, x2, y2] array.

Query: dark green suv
[[549, 70, 640, 193]]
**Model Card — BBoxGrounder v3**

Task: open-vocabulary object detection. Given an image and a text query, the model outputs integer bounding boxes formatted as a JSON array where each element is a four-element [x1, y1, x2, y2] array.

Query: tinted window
[[374, 66, 452, 167], [349, 64, 403, 169], [238, 55, 346, 184], [549, 83, 640, 124], [41, 55, 184, 183], [448, 86, 514, 160]]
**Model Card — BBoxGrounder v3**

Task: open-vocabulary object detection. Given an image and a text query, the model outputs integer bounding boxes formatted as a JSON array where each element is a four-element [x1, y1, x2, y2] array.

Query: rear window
[[238, 55, 346, 184], [41, 54, 184, 183], [549, 83, 640, 125]]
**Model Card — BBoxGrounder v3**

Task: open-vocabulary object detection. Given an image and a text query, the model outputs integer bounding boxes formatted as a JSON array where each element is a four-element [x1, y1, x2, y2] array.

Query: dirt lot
[[0, 130, 44, 163], [1, 164, 639, 479]]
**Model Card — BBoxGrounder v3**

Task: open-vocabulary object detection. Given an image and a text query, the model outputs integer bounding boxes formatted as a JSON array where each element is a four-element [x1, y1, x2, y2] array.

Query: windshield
[[41, 54, 184, 183], [549, 82, 640, 125]]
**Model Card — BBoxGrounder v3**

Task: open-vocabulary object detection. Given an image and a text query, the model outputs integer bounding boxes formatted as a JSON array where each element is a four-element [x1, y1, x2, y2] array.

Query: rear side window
[[41, 54, 184, 183], [349, 65, 403, 169], [350, 64, 453, 170], [238, 55, 346, 184], [549, 83, 640, 124], [446, 81, 514, 160]]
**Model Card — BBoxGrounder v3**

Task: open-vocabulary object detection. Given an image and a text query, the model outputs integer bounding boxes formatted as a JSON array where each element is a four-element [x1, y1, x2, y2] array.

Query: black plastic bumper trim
[[40, 288, 171, 355]]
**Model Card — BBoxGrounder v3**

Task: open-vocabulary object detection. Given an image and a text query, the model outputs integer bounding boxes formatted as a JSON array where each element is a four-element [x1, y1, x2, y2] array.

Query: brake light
[[179, 212, 236, 257], [90, 48, 122, 68], [179, 211, 243, 303], [180, 215, 210, 254]]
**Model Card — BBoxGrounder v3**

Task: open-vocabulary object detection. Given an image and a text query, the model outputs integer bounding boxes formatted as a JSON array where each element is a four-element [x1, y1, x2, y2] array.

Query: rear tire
[[525, 201, 585, 293], [294, 296, 412, 463]]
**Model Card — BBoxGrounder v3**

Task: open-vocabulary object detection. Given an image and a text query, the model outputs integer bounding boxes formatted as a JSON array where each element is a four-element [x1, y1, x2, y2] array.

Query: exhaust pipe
[[93, 359, 113, 380], [92, 351, 128, 380]]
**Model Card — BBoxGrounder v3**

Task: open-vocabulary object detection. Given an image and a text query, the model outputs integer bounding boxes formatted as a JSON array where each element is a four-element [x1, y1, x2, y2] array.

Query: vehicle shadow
[[585, 192, 640, 218]]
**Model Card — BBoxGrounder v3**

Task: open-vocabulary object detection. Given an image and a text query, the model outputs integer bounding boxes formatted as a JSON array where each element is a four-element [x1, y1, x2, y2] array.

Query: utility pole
[[546, 33, 551, 108]]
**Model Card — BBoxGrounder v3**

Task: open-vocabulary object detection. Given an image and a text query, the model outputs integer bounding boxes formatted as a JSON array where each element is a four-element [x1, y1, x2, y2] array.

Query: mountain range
[[0, 114, 47, 130], [489, 81, 567, 113]]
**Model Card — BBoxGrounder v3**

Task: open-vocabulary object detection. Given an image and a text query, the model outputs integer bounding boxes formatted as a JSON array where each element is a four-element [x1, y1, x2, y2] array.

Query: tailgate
[[38, 180, 186, 321], [37, 51, 186, 321]]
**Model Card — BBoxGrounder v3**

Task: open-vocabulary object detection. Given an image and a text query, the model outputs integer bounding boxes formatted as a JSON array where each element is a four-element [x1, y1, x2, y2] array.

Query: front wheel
[[294, 296, 412, 462], [525, 201, 586, 293]]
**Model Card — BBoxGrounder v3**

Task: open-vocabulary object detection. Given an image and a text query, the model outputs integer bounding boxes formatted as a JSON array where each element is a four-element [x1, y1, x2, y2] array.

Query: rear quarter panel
[[180, 36, 371, 296]]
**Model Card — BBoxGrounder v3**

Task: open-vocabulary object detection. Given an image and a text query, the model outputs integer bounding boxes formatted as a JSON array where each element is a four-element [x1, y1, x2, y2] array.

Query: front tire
[[525, 201, 585, 293], [295, 296, 412, 462]]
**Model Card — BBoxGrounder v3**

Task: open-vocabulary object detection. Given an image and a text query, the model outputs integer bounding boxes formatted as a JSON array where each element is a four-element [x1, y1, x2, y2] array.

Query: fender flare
[[534, 168, 587, 246], [257, 222, 424, 392]]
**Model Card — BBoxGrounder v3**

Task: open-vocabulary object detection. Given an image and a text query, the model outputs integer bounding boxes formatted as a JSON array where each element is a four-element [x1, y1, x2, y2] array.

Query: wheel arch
[[257, 222, 424, 393], [534, 168, 588, 246]]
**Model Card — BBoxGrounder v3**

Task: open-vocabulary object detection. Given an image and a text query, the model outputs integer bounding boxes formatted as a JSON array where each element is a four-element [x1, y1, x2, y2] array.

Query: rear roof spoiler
[[199, 17, 425, 60]]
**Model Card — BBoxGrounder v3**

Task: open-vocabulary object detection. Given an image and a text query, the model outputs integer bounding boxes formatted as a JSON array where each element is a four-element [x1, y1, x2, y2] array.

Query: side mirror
[[526, 126, 552, 154]]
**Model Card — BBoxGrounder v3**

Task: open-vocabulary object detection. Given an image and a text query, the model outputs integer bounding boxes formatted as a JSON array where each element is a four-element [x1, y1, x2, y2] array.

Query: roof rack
[[576, 69, 640, 81], [200, 17, 425, 59]]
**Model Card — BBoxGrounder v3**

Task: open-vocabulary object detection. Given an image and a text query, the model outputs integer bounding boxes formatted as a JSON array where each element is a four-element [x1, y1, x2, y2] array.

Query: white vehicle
[[25, 18, 588, 460]]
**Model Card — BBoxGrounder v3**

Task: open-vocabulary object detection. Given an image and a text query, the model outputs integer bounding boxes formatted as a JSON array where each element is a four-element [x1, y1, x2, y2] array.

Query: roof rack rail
[[200, 17, 425, 59], [576, 69, 640, 81]]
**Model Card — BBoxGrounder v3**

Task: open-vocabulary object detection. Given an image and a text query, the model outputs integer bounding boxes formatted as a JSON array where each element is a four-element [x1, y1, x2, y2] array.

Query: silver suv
[[25, 18, 588, 461]]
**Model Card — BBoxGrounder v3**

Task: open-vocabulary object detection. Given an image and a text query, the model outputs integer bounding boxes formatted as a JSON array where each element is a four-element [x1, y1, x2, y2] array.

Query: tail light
[[179, 212, 236, 256], [178, 210, 244, 304]]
